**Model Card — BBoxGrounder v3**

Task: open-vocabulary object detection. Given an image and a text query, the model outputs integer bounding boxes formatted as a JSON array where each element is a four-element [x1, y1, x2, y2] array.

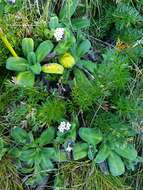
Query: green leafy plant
[[10, 127, 56, 186], [6, 38, 54, 87], [73, 127, 103, 160]]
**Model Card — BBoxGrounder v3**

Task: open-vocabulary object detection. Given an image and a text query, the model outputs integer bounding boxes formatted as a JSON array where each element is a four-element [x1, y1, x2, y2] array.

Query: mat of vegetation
[[0, 0, 143, 190]]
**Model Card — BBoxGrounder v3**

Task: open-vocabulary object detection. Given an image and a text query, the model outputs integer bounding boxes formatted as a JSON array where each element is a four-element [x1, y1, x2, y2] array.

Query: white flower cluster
[[54, 28, 65, 41], [58, 121, 71, 133]]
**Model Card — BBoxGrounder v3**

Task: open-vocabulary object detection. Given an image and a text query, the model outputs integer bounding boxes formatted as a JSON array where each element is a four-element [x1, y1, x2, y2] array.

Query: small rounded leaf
[[11, 127, 30, 144], [30, 63, 41, 75], [38, 127, 55, 146], [27, 52, 37, 65], [22, 38, 34, 57], [79, 128, 103, 145], [73, 143, 88, 160], [6, 57, 28, 72], [36, 40, 54, 62], [49, 16, 59, 29], [108, 152, 125, 176], [115, 145, 137, 161], [77, 39, 91, 57], [95, 144, 110, 163], [42, 63, 64, 74], [16, 71, 35, 87]]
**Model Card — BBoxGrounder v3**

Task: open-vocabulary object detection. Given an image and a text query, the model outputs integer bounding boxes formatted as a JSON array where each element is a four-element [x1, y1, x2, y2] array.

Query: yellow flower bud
[[42, 63, 64, 74], [59, 53, 75, 68]]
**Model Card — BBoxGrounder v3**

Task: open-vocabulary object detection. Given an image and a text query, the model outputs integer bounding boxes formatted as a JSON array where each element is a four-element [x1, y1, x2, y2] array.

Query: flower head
[[66, 145, 73, 152], [58, 121, 71, 133], [59, 53, 75, 68], [54, 28, 65, 41]]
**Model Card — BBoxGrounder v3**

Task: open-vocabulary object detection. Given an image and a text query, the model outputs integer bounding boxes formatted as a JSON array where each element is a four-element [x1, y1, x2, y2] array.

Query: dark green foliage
[[113, 3, 142, 30], [38, 96, 66, 126], [96, 49, 131, 90], [72, 69, 105, 110]]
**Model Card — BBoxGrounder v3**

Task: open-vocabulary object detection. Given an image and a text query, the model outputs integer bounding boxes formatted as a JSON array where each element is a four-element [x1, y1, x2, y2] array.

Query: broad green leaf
[[79, 128, 103, 145], [38, 127, 55, 146], [16, 71, 35, 87], [6, 57, 28, 72], [27, 52, 37, 65], [22, 38, 34, 57], [30, 63, 41, 75], [72, 18, 90, 30], [20, 148, 35, 165], [59, 0, 79, 20], [79, 60, 97, 73], [77, 39, 91, 57], [11, 127, 30, 144], [88, 145, 97, 160], [73, 143, 88, 160], [115, 145, 137, 161], [42, 147, 56, 159], [108, 152, 125, 176], [54, 41, 71, 55], [67, 123, 77, 140], [53, 150, 67, 162], [54, 29, 76, 55], [36, 40, 54, 62], [95, 144, 110, 163], [40, 157, 53, 170], [49, 16, 59, 29], [42, 63, 64, 74], [9, 147, 21, 158]]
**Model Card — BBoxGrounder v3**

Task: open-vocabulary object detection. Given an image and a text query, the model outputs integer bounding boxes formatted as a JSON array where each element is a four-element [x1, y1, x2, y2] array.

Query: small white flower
[[65, 122, 71, 131], [58, 125, 65, 133], [11, 77, 17, 85], [58, 121, 71, 133], [66, 145, 73, 152], [54, 28, 65, 41]]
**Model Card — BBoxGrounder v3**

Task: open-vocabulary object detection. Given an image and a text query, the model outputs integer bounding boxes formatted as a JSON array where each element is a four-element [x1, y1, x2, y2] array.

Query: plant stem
[[0, 28, 18, 57], [43, 0, 51, 21]]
